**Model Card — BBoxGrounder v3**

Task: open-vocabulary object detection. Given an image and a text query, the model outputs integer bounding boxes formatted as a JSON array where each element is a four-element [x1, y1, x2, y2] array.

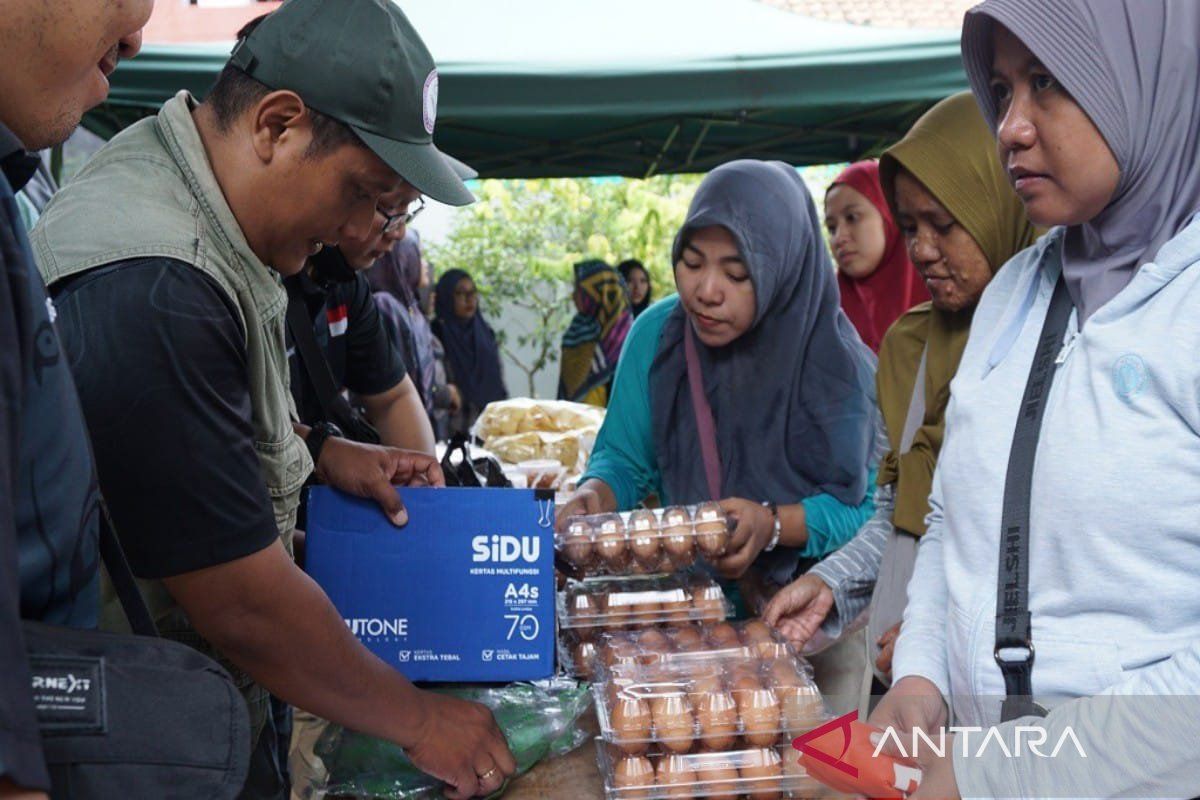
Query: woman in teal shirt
[[559, 160, 883, 586]]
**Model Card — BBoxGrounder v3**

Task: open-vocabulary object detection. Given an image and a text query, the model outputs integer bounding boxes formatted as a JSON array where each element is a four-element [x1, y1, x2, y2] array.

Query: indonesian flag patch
[[327, 304, 349, 337]]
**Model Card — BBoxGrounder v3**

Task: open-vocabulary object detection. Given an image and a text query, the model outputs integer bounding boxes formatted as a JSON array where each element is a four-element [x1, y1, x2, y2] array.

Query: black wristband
[[306, 421, 343, 465]]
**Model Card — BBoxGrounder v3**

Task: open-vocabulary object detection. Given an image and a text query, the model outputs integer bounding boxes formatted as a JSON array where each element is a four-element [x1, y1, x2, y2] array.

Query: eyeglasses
[[379, 196, 425, 233]]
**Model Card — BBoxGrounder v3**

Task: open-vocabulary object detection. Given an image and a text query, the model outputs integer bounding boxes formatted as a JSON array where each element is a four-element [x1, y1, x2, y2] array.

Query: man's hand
[[315, 437, 444, 526], [762, 573, 835, 650], [0, 778, 49, 800], [713, 497, 775, 578], [405, 691, 517, 800], [907, 733, 961, 800], [868, 675, 949, 760], [447, 384, 462, 414]]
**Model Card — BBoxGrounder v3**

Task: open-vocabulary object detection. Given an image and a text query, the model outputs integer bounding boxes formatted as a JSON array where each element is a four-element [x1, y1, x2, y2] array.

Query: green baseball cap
[[228, 0, 474, 206]]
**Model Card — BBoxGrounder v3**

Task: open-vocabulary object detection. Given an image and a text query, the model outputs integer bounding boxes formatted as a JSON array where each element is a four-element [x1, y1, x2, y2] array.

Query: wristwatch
[[306, 421, 343, 465], [762, 500, 782, 552]]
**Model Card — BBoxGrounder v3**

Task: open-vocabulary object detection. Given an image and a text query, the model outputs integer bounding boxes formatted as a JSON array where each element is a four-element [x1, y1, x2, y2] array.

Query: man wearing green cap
[[30, 1, 514, 798]]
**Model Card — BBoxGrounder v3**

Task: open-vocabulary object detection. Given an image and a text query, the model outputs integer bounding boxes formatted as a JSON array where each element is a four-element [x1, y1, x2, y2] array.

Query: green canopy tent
[[89, 0, 969, 178]]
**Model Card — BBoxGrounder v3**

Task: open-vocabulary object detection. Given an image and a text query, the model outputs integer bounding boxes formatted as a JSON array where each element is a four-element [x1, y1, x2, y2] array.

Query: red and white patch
[[327, 304, 349, 337]]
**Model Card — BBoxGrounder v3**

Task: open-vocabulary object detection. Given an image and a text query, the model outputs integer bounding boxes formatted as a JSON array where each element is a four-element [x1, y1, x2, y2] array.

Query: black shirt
[[52, 258, 280, 579], [284, 261, 406, 428], [0, 124, 100, 791]]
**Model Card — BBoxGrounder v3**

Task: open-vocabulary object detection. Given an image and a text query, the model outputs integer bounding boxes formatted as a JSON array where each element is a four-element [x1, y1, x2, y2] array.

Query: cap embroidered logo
[[422, 70, 439, 135]]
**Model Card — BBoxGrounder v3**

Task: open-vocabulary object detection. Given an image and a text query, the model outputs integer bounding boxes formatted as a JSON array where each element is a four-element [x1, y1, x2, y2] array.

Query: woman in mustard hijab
[[764, 92, 1038, 698]]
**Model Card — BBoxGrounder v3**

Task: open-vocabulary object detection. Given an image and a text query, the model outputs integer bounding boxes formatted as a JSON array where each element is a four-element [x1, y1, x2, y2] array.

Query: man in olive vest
[[31, 2, 514, 798]]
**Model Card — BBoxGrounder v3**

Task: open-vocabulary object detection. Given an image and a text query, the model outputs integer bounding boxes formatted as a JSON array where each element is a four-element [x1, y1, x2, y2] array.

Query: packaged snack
[[593, 621, 828, 750], [557, 575, 732, 679], [556, 503, 732, 577]]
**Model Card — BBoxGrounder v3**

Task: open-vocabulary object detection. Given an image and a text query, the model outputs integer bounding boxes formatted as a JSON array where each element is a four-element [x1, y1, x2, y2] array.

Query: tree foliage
[[429, 175, 701, 395]]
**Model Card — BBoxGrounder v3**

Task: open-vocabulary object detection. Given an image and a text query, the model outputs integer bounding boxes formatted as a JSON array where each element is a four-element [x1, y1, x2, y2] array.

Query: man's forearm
[[164, 540, 429, 749], [363, 380, 435, 454]]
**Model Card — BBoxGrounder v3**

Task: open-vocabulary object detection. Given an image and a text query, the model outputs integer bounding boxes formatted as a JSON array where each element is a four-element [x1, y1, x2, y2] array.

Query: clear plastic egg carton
[[557, 503, 732, 577], [557, 575, 731, 679], [597, 738, 827, 799], [593, 621, 829, 753]]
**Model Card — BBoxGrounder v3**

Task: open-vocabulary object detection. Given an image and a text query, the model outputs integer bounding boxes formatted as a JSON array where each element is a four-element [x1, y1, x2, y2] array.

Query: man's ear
[[249, 90, 311, 164]]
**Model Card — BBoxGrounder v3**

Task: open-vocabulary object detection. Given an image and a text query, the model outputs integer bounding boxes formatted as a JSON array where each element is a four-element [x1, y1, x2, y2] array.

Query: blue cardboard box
[[305, 486, 556, 682]]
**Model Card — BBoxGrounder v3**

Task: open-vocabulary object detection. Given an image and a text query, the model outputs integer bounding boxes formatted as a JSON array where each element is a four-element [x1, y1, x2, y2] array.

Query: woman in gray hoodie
[[869, 2, 1200, 799]]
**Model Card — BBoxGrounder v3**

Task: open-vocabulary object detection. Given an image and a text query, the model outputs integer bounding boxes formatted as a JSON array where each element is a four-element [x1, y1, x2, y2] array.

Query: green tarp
[[90, 0, 968, 178]]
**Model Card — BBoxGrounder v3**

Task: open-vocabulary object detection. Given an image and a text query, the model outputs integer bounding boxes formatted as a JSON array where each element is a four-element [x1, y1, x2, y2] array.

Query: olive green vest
[[31, 91, 312, 739]]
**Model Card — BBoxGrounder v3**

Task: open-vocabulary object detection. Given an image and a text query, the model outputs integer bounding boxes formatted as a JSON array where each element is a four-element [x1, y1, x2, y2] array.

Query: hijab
[[649, 159, 879, 508], [831, 161, 930, 352], [433, 268, 508, 409], [559, 259, 634, 405], [618, 259, 653, 317], [877, 91, 1039, 536], [373, 233, 438, 405], [961, 0, 1200, 323]]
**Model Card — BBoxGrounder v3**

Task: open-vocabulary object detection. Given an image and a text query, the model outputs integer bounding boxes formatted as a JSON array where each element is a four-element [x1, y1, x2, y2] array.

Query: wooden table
[[501, 709, 605, 800]]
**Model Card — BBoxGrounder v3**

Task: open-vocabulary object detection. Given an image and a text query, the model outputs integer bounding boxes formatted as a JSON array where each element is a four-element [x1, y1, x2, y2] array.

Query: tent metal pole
[[643, 122, 681, 179]]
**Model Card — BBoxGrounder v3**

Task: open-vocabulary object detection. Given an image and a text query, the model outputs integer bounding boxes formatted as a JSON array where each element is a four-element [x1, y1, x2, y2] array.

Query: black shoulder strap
[[97, 501, 159, 638], [995, 276, 1072, 721], [285, 279, 373, 438]]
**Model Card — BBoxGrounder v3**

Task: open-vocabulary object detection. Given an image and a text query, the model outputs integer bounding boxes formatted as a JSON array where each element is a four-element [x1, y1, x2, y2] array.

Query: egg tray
[[557, 575, 731, 679], [558, 573, 731, 634], [557, 504, 733, 578], [597, 738, 827, 800], [592, 621, 829, 751]]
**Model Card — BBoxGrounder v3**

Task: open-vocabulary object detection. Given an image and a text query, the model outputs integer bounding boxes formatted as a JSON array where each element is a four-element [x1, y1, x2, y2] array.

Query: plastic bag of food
[[307, 678, 592, 800]]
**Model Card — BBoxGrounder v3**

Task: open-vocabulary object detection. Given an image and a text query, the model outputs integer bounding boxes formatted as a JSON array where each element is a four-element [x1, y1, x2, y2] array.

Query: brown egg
[[739, 747, 784, 799], [755, 642, 792, 662], [629, 600, 663, 622], [740, 619, 775, 646], [637, 628, 673, 655], [561, 517, 595, 568], [694, 501, 730, 558], [726, 660, 763, 683], [655, 754, 697, 798], [595, 514, 630, 570], [668, 625, 705, 652], [706, 622, 742, 649], [694, 759, 741, 800], [628, 509, 662, 567], [603, 640, 642, 672], [777, 742, 808, 780], [738, 687, 782, 747], [694, 690, 739, 750], [572, 640, 598, 679], [661, 506, 696, 567], [650, 693, 695, 753], [567, 591, 600, 622], [660, 589, 693, 623], [687, 673, 726, 705], [610, 696, 652, 755], [780, 682, 826, 734], [612, 755, 655, 798], [602, 592, 635, 630], [690, 584, 728, 622], [731, 673, 765, 697]]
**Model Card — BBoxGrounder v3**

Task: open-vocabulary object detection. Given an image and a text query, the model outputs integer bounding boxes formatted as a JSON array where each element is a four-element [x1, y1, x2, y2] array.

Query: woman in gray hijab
[[869, 3, 1200, 799], [561, 159, 882, 592]]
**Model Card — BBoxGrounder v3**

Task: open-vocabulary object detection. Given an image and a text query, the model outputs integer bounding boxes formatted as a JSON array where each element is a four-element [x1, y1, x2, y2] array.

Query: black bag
[[440, 433, 512, 488], [24, 509, 250, 798]]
